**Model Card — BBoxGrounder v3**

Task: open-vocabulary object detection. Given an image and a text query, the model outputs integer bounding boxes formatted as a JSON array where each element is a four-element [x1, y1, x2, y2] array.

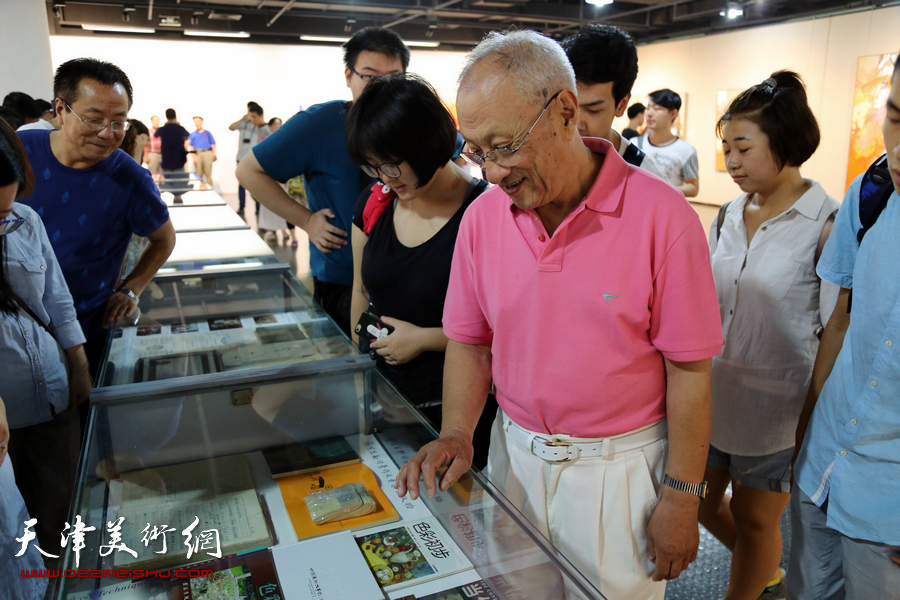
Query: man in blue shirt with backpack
[[789, 55, 900, 598]]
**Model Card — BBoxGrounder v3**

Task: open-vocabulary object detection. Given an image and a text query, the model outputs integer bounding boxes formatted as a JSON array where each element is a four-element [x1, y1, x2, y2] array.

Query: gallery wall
[[616, 5, 900, 206], [48, 4, 900, 206]]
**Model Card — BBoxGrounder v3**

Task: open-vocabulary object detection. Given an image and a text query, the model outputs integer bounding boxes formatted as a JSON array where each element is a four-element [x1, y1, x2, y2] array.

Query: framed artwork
[[847, 53, 898, 189], [715, 89, 744, 172]]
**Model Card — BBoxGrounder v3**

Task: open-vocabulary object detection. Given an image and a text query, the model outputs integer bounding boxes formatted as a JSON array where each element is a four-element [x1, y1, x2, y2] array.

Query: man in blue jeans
[[789, 54, 900, 598]]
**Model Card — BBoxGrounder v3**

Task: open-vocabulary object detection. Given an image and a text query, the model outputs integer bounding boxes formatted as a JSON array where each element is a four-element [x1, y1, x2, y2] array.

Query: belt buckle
[[539, 438, 573, 462]]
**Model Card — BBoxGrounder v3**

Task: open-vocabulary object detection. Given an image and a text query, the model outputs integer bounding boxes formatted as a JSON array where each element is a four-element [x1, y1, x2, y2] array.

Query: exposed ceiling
[[46, 0, 893, 50]]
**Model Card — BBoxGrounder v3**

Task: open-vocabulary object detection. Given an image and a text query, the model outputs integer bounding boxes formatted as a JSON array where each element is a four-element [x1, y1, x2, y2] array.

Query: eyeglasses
[[59, 99, 130, 134], [350, 67, 402, 82], [361, 162, 402, 179], [460, 91, 562, 169], [0, 211, 25, 236]]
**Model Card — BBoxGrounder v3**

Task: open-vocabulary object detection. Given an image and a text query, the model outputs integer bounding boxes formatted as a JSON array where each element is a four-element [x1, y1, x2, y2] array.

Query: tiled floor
[[221, 193, 785, 600]]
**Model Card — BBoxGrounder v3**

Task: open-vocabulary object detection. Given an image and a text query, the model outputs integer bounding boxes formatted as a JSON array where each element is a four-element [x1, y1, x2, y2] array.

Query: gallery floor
[[223, 192, 787, 600]]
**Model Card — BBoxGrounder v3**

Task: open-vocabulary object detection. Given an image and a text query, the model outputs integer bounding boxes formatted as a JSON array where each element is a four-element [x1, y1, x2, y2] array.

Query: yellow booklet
[[276, 463, 400, 540]]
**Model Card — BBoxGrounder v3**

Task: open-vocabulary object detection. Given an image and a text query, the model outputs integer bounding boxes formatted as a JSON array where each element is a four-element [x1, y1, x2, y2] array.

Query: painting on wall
[[847, 53, 898, 189], [715, 89, 744, 172]]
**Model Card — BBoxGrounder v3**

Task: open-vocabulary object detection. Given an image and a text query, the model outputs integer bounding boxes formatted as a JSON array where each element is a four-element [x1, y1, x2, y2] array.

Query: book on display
[[262, 436, 360, 479]]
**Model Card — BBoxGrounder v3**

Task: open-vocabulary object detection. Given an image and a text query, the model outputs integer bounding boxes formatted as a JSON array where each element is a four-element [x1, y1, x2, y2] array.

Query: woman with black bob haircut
[[347, 73, 496, 466], [0, 116, 92, 558], [698, 71, 839, 600]]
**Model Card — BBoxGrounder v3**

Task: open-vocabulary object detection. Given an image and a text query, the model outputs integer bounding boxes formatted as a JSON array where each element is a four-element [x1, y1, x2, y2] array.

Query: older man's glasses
[[0, 212, 25, 236], [59, 99, 130, 134], [361, 162, 402, 179], [460, 91, 562, 169]]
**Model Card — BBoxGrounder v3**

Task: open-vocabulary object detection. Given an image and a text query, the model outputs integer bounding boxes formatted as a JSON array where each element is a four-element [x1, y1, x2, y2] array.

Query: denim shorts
[[707, 444, 793, 493]]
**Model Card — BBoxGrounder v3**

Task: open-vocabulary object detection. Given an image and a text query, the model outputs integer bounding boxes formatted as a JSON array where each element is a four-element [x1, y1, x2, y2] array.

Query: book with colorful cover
[[276, 462, 400, 540], [66, 549, 282, 600], [263, 436, 360, 479], [355, 518, 473, 592]]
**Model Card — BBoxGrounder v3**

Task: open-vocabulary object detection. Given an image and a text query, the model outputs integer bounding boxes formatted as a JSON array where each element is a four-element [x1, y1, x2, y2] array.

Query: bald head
[[458, 30, 576, 109]]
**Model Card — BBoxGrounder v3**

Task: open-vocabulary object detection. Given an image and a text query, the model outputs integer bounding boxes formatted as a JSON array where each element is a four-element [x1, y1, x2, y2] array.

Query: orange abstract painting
[[847, 53, 897, 190]]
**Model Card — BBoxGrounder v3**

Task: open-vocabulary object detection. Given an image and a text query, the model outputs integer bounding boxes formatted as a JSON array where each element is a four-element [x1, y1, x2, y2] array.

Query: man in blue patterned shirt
[[18, 58, 175, 377], [789, 55, 900, 598]]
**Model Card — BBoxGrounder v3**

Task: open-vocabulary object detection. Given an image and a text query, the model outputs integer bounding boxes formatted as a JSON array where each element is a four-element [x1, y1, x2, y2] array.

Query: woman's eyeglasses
[[361, 163, 402, 179]]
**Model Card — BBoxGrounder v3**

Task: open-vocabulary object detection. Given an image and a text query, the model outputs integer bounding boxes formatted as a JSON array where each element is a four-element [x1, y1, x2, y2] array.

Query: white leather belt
[[503, 415, 667, 462]]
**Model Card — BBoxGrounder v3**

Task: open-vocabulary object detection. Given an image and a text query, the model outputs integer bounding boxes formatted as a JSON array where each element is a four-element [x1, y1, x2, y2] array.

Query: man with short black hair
[[4, 92, 51, 131], [155, 108, 189, 174], [229, 101, 268, 215], [635, 89, 699, 197], [561, 24, 655, 171], [237, 26, 409, 334], [788, 54, 900, 599], [18, 57, 175, 376], [623, 102, 645, 140]]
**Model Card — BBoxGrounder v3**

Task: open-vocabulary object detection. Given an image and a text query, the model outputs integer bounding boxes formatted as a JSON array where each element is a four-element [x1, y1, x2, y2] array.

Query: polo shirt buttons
[[840, 450, 847, 456], [887, 340, 893, 347], [871, 380, 878, 387], [538, 234, 546, 242], [761, 226, 768, 231], [851, 418, 858, 425]]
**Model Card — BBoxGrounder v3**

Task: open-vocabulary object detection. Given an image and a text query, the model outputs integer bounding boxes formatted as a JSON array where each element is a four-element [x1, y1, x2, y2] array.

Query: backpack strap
[[362, 182, 396, 235], [715, 201, 732, 241], [857, 154, 892, 244]]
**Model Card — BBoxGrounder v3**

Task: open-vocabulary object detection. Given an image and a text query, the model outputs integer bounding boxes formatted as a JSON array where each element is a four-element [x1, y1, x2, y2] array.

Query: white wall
[[613, 6, 900, 206], [49, 4, 900, 206], [50, 36, 467, 194], [1, 0, 54, 100]]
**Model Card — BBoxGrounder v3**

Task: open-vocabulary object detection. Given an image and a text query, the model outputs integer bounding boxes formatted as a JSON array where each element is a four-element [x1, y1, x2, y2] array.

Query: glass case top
[[99, 270, 358, 386], [53, 367, 604, 600], [168, 204, 249, 233]]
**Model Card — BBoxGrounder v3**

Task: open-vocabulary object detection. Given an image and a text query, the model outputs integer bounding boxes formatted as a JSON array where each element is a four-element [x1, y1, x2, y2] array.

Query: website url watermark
[[21, 569, 214, 579]]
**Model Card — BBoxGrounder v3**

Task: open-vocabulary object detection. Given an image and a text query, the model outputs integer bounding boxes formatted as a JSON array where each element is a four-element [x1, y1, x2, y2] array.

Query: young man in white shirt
[[637, 89, 700, 197]]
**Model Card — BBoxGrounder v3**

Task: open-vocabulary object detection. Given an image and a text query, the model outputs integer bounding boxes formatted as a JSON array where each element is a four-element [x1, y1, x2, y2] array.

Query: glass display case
[[157, 229, 282, 278], [50, 363, 605, 600], [98, 269, 359, 387], [168, 204, 250, 233]]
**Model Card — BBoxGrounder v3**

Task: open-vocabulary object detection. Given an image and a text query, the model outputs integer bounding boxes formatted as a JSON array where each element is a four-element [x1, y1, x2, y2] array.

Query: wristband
[[663, 474, 708, 500]]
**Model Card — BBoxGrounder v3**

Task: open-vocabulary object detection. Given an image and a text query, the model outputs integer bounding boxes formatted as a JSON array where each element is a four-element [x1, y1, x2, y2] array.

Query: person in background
[[5, 92, 51, 132], [34, 99, 55, 123], [0, 107, 23, 131], [145, 114, 162, 175], [789, 53, 900, 599], [17, 58, 174, 379], [155, 108, 189, 176], [397, 30, 722, 600], [120, 118, 149, 164], [268, 117, 282, 132], [347, 74, 495, 467], [623, 102, 645, 140], [635, 89, 700, 197], [0, 116, 91, 555], [229, 101, 267, 216], [700, 71, 839, 600], [561, 24, 656, 172], [237, 27, 409, 335], [188, 115, 216, 190]]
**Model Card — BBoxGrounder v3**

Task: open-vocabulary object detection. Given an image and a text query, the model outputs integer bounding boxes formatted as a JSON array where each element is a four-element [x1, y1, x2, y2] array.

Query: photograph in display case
[[847, 52, 898, 188], [134, 349, 223, 382]]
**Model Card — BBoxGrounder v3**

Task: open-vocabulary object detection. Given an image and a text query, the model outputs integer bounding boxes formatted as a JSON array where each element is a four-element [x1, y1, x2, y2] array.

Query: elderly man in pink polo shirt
[[396, 31, 722, 600]]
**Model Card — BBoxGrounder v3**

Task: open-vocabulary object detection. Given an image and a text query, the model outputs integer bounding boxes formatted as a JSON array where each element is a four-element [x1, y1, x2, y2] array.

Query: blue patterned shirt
[[795, 174, 900, 544], [17, 130, 169, 340]]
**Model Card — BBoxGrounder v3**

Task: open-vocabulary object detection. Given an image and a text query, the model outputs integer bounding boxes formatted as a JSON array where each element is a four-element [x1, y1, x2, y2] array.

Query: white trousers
[[485, 411, 668, 600]]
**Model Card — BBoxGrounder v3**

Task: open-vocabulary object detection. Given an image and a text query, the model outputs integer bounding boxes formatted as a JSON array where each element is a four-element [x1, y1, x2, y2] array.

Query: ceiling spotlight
[[585, 0, 613, 6], [720, 5, 744, 18]]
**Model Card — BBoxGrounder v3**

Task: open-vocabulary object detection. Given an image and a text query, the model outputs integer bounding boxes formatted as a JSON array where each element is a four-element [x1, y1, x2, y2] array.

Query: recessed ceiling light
[[585, 0, 614, 6], [184, 30, 250, 38], [300, 35, 349, 43], [81, 23, 155, 33]]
